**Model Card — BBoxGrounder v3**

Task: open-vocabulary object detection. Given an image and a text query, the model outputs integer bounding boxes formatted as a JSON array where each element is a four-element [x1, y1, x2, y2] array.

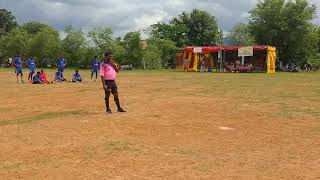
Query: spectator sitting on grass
[[33, 72, 43, 84], [54, 69, 66, 82], [40, 69, 52, 84], [72, 70, 82, 83]]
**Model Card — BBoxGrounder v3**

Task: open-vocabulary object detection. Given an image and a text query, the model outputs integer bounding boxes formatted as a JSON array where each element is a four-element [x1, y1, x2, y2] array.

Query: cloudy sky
[[1, 0, 319, 37]]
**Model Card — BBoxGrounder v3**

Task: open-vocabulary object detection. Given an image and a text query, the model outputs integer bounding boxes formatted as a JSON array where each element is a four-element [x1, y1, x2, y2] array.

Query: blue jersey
[[14, 56, 22, 69], [27, 58, 36, 70], [73, 73, 82, 81], [33, 74, 42, 83], [55, 71, 63, 80], [92, 59, 100, 70], [57, 58, 66, 69]]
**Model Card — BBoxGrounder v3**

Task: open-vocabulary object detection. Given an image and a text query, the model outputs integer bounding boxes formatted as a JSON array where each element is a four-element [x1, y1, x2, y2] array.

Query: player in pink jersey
[[100, 51, 126, 114]]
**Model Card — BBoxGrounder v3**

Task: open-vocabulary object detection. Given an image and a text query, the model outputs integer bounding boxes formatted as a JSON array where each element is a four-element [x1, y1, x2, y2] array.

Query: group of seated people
[[32, 69, 82, 84], [224, 61, 259, 73]]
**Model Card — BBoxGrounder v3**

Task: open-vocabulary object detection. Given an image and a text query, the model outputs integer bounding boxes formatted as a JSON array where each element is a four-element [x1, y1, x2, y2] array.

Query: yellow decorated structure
[[176, 46, 277, 73]]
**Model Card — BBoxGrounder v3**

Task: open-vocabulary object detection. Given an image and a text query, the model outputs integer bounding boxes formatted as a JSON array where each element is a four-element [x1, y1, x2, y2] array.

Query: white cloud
[[134, 10, 168, 30]]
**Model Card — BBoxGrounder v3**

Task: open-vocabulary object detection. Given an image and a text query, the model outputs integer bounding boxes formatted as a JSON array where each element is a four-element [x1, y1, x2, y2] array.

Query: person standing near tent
[[255, 56, 262, 72], [217, 58, 222, 72], [200, 60, 205, 72], [26, 56, 36, 82], [91, 56, 100, 81], [56, 55, 66, 76], [183, 58, 189, 72], [100, 51, 126, 114], [13, 54, 24, 83]]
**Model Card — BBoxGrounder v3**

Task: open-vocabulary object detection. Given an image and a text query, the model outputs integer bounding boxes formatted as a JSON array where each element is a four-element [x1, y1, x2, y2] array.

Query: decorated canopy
[[184, 46, 273, 53], [177, 46, 276, 73]]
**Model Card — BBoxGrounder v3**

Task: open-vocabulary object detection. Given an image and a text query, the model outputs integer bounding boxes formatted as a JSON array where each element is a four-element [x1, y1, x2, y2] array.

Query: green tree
[[62, 26, 87, 67], [148, 38, 176, 68], [149, 9, 221, 47], [2, 27, 31, 58], [88, 27, 114, 50], [88, 27, 127, 65], [170, 9, 221, 46], [112, 41, 126, 65], [317, 26, 320, 52], [122, 31, 142, 67], [80, 47, 101, 68], [249, 0, 317, 64], [229, 23, 255, 46], [184, 9, 221, 46], [149, 23, 171, 40], [306, 25, 320, 66], [21, 22, 49, 35], [149, 22, 188, 47], [142, 43, 162, 69], [28, 26, 62, 64], [0, 9, 18, 37]]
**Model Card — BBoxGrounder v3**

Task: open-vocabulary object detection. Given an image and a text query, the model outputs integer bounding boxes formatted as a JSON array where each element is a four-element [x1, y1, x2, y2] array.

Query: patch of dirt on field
[[0, 70, 319, 179]]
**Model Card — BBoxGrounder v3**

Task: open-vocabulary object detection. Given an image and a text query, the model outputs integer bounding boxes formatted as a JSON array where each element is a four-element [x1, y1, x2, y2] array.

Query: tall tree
[[122, 31, 142, 67], [2, 28, 31, 58], [28, 26, 62, 63], [182, 9, 221, 46], [147, 38, 176, 68], [88, 27, 126, 64], [142, 43, 162, 69], [149, 9, 221, 47], [0, 9, 18, 37], [228, 23, 255, 46], [249, 0, 317, 64], [316, 26, 320, 56], [80, 47, 101, 67], [306, 25, 320, 66], [88, 27, 114, 50], [112, 40, 126, 65], [62, 26, 87, 67], [149, 22, 188, 47], [21, 22, 49, 35]]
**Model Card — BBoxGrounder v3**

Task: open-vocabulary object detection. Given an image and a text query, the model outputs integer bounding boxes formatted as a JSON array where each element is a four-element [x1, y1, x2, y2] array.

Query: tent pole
[[222, 50, 226, 72]]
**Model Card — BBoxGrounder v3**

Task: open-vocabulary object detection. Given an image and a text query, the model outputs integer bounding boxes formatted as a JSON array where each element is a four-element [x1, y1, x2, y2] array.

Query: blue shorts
[[29, 69, 35, 74], [58, 68, 64, 73], [16, 68, 23, 75], [92, 68, 98, 73]]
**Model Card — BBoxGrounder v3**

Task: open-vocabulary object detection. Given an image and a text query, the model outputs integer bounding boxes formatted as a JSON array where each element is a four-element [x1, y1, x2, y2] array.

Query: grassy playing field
[[0, 68, 319, 179]]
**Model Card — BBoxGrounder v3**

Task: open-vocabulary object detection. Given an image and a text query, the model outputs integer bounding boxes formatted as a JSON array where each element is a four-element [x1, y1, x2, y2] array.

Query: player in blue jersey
[[56, 55, 66, 76], [54, 69, 66, 82], [32, 71, 43, 84], [91, 56, 100, 81], [72, 70, 82, 83], [13, 54, 24, 83], [26, 56, 36, 82]]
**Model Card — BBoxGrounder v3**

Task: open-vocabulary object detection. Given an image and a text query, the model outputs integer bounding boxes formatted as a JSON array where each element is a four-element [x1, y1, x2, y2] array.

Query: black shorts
[[105, 80, 118, 94]]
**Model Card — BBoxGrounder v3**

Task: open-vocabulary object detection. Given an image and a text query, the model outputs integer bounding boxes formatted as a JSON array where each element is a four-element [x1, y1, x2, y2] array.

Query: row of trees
[[228, 0, 320, 66], [0, 8, 225, 69], [0, 0, 320, 68], [0, 10, 177, 69], [149, 9, 223, 47]]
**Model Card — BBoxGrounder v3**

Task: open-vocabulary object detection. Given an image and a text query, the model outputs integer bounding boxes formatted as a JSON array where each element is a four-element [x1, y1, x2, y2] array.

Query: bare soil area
[[0, 69, 319, 179]]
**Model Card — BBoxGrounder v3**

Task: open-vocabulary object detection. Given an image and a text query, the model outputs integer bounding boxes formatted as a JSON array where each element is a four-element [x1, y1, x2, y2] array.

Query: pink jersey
[[100, 62, 117, 80]]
